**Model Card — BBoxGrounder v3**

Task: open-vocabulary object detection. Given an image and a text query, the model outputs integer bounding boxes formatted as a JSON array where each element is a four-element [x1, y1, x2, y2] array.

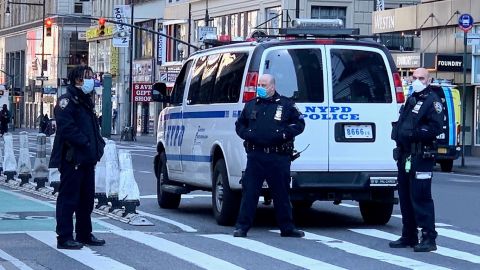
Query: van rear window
[[331, 49, 392, 103], [263, 48, 324, 103]]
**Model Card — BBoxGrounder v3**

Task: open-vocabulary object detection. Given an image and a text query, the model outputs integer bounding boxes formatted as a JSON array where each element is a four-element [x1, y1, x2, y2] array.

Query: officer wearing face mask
[[50, 65, 106, 250], [233, 74, 305, 238], [390, 68, 444, 252]]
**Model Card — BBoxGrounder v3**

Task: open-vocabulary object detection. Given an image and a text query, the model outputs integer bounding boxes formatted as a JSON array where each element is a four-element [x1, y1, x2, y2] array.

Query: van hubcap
[[215, 176, 224, 212]]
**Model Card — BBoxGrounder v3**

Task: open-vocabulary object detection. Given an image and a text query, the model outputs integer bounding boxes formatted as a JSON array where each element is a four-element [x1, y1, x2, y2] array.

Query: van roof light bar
[[278, 27, 360, 36], [292, 19, 344, 28]]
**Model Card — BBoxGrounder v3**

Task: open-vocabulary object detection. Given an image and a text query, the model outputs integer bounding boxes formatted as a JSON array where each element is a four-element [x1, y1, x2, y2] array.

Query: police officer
[[390, 68, 444, 252], [50, 65, 106, 249], [233, 74, 305, 238]]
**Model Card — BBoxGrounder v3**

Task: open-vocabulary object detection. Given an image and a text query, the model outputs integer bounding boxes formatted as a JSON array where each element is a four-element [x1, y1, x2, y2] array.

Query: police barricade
[[105, 140, 121, 213], [32, 134, 49, 190], [94, 138, 108, 209], [17, 132, 32, 186], [48, 135, 60, 194], [3, 133, 17, 181], [118, 150, 140, 216]]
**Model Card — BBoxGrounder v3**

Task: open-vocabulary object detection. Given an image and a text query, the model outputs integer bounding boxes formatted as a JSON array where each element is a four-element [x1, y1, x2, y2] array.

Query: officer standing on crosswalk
[[233, 74, 305, 238], [50, 65, 106, 249], [390, 67, 444, 252]]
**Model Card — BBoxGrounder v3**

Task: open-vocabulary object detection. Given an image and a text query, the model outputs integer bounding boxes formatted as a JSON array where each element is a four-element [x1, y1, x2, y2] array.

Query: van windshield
[[263, 48, 324, 102]]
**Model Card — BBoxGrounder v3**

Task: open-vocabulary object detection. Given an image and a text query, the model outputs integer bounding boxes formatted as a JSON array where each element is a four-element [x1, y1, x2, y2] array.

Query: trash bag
[[118, 150, 140, 201], [94, 137, 108, 194], [3, 134, 17, 172], [105, 140, 119, 198], [17, 132, 32, 174]]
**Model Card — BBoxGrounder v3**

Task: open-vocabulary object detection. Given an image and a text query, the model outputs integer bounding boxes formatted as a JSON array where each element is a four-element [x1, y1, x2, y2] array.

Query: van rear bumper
[[289, 171, 397, 202], [435, 146, 460, 160]]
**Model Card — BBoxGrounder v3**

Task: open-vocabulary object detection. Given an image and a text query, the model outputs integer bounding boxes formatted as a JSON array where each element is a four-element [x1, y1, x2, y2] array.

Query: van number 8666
[[165, 125, 185, 146]]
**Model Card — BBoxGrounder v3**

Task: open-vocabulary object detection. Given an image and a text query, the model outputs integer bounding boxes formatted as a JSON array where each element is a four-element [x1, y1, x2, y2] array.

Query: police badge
[[59, 98, 69, 109], [434, 101, 443, 114], [274, 105, 283, 121]]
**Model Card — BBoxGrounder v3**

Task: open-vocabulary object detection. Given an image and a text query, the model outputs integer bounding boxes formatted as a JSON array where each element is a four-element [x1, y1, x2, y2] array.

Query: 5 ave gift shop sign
[[132, 83, 152, 102]]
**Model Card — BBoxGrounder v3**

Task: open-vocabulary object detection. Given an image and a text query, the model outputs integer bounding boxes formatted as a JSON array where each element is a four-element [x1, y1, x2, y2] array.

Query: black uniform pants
[[397, 154, 436, 238], [56, 161, 95, 242], [235, 151, 295, 232]]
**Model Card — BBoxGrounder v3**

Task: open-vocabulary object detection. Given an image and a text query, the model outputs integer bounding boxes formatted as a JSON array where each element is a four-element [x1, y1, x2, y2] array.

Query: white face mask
[[81, 79, 95, 94], [411, 79, 426, 93]]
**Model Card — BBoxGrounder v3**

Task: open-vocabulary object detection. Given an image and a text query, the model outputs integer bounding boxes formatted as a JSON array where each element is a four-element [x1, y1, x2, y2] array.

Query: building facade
[[0, 0, 91, 129], [372, 0, 480, 156]]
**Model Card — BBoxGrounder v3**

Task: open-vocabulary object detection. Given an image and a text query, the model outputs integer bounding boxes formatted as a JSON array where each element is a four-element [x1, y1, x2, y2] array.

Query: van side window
[[264, 48, 324, 103], [187, 56, 207, 104], [188, 54, 222, 104], [171, 60, 192, 105], [331, 49, 393, 103], [212, 53, 248, 103]]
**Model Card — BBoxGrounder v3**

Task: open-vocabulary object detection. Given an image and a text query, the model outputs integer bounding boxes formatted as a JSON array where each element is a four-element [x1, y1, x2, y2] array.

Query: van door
[[164, 60, 193, 174], [326, 46, 397, 171], [260, 46, 329, 171]]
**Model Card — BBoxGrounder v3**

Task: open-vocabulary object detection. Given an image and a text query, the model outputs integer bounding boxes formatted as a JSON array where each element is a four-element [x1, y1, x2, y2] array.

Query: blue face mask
[[256, 87, 268, 98], [81, 79, 95, 94]]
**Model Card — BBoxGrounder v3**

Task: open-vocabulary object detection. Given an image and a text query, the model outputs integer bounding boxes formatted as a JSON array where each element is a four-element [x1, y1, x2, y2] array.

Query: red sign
[[132, 83, 152, 102]]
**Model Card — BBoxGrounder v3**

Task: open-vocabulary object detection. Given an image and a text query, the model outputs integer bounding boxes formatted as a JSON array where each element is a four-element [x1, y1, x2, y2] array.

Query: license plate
[[437, 147, 448, 154], [344, 125, 373, 139], [370, 177, 397, 187]]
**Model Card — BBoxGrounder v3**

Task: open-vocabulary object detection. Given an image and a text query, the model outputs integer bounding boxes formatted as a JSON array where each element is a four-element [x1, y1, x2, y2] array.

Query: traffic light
[[98, 18, 106, 37], [45, 18, 53, 37]]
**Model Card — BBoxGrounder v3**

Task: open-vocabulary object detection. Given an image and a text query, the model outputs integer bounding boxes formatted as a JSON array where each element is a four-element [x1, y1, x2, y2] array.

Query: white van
[[152, 37, 404, 226]]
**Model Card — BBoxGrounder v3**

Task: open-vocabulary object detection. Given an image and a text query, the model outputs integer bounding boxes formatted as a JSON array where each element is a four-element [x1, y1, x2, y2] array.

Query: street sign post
[[458, 13, 474, 167]]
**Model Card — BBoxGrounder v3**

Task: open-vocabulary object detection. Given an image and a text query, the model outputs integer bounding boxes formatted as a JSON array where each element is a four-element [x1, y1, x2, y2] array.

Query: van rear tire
[[155, 152, 181, 209], [359, 190, 394, 225], [439, 160, 453, 172], [212, 158, 241, 226]]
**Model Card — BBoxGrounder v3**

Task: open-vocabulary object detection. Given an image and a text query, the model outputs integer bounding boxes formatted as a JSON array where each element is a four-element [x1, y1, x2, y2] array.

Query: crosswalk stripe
[[136, 210, 197, 232], [350, 229, 480, 264], [291, 230, 450, 270], [112, 230, 244, 270], [27, 231, 135, 270], [437, 228, 480, 245], [392, 214, 453, 227], [0, 248, 34, 270], [203, 234, 346, 270]]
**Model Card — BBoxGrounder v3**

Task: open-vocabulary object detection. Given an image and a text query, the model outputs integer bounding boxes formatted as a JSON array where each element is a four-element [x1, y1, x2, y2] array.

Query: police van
[[404, 81, 461, 172], [152, 23, 404, 226]]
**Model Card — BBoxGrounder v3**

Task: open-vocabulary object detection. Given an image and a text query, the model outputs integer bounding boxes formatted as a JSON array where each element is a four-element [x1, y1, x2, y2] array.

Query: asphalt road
[[1, 133, 479, 270]]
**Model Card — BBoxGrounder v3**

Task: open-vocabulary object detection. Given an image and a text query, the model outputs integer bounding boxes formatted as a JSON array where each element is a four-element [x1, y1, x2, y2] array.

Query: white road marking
[[437, 228, 480, 246], [339, 203, 358, 208], [392, 214, 453, 227], [113, 231, 244, 270], [27, 231, 135, 270], [135, 170, 153, 174], [139, 194, 212, 199], [450, 179, 480, 183], [136, 210, 197, 232], [437, 172, 480, 179], [130, 153, 155, 158], [288, 230, 450, 270], [351, 229, 480, 264], [203, 234, 346, 270], [0, 248, 34, 270]]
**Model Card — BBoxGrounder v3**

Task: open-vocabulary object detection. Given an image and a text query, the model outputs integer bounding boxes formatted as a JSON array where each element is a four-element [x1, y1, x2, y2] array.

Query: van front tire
[[155, 152, 181, 209], [359, 190, 394, 225], [212, 158, 241, 226], [439, 160, 453, 172]]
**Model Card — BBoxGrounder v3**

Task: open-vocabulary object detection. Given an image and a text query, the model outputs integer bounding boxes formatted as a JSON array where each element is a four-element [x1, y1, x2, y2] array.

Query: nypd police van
[[152, 29, 404, 226]]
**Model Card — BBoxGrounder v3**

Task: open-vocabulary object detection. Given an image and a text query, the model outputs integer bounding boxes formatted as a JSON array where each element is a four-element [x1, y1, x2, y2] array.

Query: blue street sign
[[458, 13, 474, 32]]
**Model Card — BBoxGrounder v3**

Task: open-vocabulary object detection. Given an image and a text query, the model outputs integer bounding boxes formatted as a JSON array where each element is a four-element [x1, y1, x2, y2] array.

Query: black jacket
[[235, 92, 305, 147], [49, 85, 105, 168], [392, 85, 444, 152]]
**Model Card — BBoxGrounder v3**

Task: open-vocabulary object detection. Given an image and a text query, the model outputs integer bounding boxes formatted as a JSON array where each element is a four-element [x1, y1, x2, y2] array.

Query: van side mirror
[[152, 82, 170, 103]]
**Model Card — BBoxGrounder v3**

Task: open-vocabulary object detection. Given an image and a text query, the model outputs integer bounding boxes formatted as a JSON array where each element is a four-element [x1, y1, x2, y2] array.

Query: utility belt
[[244, 141, 294, 155], [393, 142, 436, 161]]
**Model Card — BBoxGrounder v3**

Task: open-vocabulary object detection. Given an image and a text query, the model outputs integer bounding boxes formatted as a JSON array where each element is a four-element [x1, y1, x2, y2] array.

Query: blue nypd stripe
[[166, 154, 212, 162], [163, 110, 240, 120], [442, 87, 455, 146]]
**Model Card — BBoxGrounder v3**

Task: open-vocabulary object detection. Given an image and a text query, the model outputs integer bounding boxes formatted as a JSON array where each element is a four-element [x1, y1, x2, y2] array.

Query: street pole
[[40, 0, 46, 120], [128, 2, 134, 129], [102, 73, 112, 138], [461, 32, 468, 167]]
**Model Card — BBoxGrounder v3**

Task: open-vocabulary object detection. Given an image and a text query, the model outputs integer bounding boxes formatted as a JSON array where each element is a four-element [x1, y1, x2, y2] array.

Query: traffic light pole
[[40, 0, 46, 120]]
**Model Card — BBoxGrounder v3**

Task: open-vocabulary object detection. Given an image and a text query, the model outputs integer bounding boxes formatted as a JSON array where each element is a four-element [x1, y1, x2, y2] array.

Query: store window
[[135, 20, 154, 59], [311, 6, 347, 27], [247, 10, 258, 37], [265, 6, 281, 35]]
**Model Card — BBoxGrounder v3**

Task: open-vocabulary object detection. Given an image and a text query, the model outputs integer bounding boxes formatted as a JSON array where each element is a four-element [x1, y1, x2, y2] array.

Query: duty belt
[[244, 142, 293, 154]]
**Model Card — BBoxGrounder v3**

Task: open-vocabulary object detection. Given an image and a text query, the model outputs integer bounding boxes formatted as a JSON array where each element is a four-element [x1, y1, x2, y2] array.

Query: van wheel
[[291, 200, 314, 210], [439, 160, 453, 172], [212, 158, 241, 226], [359, 190, 394, 225], [155, 152, 181, 209]]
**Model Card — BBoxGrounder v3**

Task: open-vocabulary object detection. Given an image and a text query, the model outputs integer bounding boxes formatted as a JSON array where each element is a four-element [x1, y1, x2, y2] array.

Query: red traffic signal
[[98, 18, 106, 37], [98, 17, 106, 25], [45, 18, 53, 37]]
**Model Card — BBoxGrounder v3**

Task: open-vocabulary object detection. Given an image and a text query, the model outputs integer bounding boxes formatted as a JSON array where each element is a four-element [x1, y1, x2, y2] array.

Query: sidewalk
[[449, 155, 480, 175]]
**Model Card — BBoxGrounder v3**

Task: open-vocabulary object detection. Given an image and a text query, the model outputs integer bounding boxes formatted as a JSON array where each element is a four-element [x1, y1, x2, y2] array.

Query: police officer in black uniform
[[390, 68, 444, 252], [51, 65, 106, 249], [233, 74, 305, 238]]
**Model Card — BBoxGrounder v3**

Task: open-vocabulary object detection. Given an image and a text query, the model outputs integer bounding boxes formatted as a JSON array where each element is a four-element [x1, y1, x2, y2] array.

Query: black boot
[[414, 232, 437, 252], [57, 239, 83, 250], [389, 236, 418, 248]]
